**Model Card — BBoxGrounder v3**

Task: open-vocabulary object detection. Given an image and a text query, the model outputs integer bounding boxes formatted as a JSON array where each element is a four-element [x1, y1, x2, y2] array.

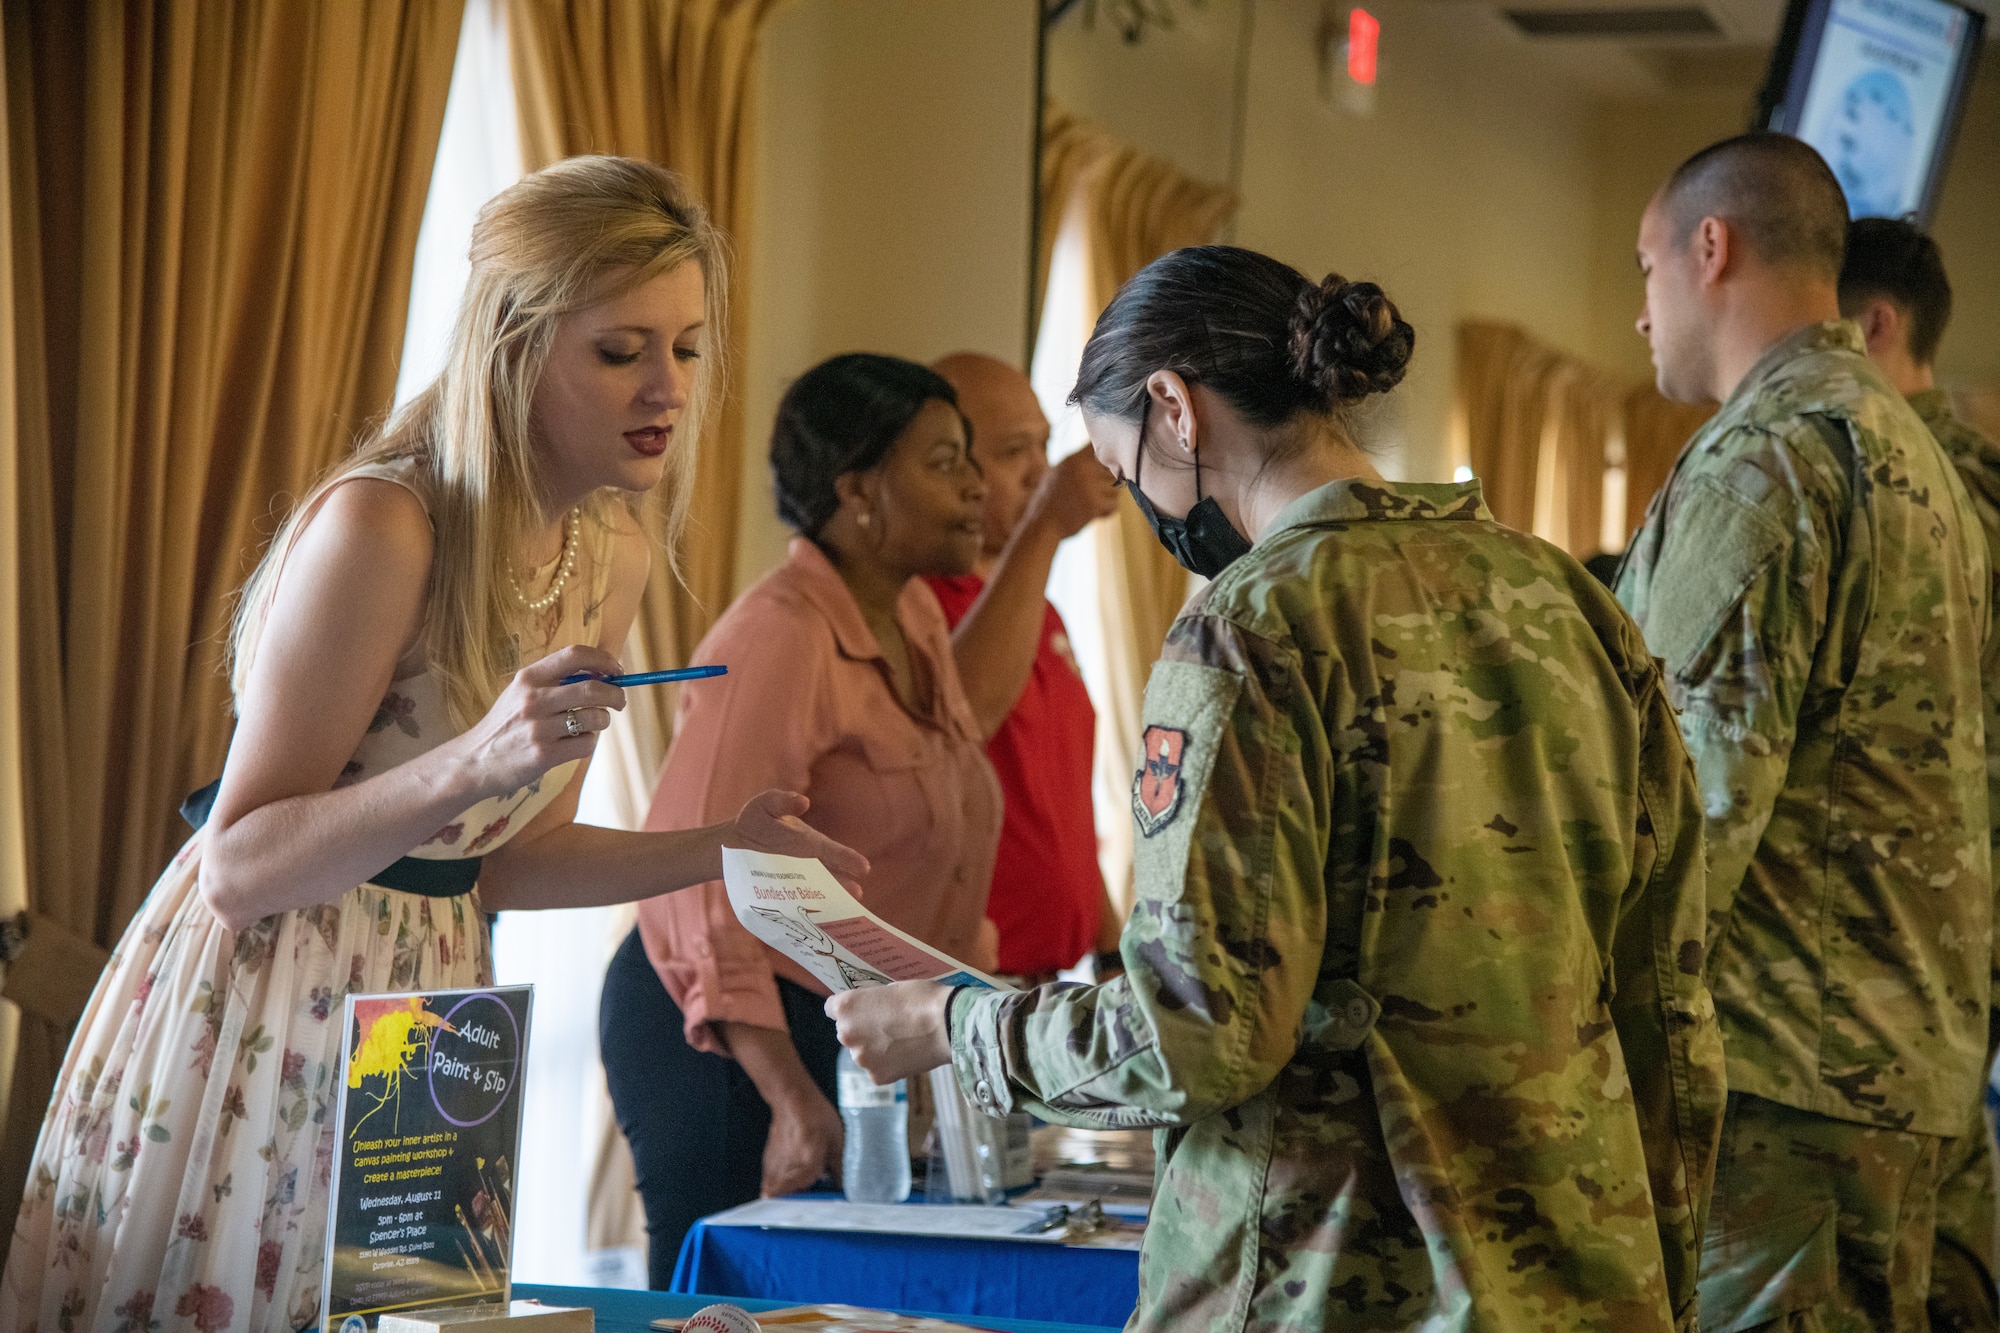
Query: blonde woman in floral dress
[[0, 157, 866, 1333]]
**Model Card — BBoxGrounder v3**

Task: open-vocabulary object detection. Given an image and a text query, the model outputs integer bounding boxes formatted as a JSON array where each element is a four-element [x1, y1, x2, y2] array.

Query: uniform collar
[[1906, 387, 1954, 431], [1724, 319, 1866, 412], [1263, 477, 1492, 541]]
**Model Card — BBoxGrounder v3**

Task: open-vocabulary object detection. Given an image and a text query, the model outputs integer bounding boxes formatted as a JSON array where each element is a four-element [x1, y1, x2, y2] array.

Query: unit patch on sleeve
[[1132, 725, 1188, 837]]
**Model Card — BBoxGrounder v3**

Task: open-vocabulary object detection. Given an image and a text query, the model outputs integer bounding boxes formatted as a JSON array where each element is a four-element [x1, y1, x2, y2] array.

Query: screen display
[[1789, 0, 1980, 219]]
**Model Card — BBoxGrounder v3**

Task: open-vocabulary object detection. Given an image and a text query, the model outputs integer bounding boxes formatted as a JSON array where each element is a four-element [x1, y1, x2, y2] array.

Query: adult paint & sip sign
[[320, 986, 533, 1331]]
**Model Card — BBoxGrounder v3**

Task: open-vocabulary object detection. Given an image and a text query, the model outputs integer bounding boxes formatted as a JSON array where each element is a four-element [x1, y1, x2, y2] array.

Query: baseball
[[681, 1304, 761, 1333]]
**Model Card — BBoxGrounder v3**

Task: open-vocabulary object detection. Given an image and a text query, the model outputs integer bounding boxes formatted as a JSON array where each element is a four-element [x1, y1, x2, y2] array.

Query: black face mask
[[1123, 401, 1252, 579]]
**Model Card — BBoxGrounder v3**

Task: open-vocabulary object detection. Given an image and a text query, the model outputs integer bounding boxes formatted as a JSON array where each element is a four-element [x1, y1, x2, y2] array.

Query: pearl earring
[[857, 511, 871, 528]]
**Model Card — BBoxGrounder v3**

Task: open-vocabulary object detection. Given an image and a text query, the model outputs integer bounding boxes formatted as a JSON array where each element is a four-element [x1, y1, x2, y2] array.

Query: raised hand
[[1025, 445, 1122, 542]]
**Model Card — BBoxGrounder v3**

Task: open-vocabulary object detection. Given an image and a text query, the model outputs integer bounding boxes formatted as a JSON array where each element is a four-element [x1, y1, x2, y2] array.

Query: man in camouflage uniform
[[1839, 216, 2000, 1333], [836, 474, 1725, 1331], [1617, 135, 1993, 1332]]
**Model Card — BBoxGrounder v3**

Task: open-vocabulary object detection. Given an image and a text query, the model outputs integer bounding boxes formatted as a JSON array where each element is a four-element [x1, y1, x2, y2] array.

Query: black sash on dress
[[179, 778, 483, 898]]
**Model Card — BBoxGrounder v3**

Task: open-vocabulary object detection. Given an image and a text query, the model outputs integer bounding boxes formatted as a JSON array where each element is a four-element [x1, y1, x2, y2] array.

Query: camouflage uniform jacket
[[1911, 386, 2000, 691], [950, 479, 1726, 1333], [1615, 321, 1992, 1137], [1912, 389, 2000, 527], [1912, 388, 2000, 1052], [1906, 392, 2000, 1330]]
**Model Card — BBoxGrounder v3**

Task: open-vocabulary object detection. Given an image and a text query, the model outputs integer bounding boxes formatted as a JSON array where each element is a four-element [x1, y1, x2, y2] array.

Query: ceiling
[[1424, 0, 1997, 98]]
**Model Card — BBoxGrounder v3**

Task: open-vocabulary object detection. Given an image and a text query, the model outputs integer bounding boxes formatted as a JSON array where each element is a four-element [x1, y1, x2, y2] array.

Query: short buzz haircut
[[1661, 133, 1849, 280], [1839, 217, 1953, 366]]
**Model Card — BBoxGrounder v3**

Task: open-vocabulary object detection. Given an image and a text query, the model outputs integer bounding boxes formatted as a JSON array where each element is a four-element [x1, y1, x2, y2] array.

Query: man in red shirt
[[926, 352, 1122, 983]]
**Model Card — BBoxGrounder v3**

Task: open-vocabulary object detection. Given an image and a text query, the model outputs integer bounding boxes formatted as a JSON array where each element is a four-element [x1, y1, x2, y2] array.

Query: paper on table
[[652, 1304, 1012, 1331], [695, 1198, 1146, 1252], [699, 1197, 1063, 1241], [722, 848, 1013, 992]]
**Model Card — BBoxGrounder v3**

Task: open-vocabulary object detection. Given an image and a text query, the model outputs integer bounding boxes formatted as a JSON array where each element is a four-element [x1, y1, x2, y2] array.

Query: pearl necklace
[[510, 509, 579, 612]]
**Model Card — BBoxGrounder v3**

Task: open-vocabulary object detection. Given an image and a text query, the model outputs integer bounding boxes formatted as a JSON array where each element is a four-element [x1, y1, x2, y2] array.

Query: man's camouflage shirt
[[1616, 321, 1992, 1137], [950, 478, 1726, 1332], [1912, 387, 2000, 1059]]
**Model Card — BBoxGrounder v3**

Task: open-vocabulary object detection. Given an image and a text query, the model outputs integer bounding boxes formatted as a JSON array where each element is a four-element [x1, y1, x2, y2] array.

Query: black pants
[[600, 926, 841, 1287]]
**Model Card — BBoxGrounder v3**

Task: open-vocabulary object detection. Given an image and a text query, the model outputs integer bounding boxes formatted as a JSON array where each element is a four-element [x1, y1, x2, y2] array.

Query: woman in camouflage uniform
[[830, 246, 1726, 1333]]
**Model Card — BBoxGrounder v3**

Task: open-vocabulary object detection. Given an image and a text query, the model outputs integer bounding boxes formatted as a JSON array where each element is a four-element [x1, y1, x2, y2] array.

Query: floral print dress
[[0, 459, 611, 1333]]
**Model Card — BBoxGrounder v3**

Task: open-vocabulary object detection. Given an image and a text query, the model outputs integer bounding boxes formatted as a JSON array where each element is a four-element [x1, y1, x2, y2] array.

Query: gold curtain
[[1457, 323, 1552, 534], [1455, 321, 1710, 556], [1033, 107, 1109, 334], [1619, 384, 1714, 541], [1034, 104, 1236, 913], [0, 0, 462, 1255], [504, 0, 782, 1264], [0, 0, 25, 1184]]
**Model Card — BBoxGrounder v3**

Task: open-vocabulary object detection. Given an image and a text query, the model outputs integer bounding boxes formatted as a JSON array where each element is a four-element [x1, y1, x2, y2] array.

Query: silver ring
[[564, 709, 584, 738]]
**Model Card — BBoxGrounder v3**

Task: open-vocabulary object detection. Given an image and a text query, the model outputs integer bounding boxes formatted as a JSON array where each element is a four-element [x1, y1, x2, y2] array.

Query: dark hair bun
[[1071, 246, 1414, 434], [1288, 274, 1415, 405]]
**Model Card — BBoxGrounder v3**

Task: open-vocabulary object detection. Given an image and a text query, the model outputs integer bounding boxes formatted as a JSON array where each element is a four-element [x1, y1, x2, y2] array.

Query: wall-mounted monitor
[[1755, 0, 1985, 225]]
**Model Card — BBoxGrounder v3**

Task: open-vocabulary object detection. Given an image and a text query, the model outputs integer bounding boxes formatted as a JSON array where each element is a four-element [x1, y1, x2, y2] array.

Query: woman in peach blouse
[[600, 353, 1003, 1282]]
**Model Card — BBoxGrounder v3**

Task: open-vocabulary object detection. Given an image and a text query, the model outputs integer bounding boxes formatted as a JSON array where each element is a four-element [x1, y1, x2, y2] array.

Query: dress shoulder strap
[[339, 453, 435, 521], [235, 455, 437, 688]]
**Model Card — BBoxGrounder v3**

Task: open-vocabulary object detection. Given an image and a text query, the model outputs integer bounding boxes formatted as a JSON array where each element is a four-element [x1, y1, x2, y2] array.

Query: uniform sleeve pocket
[[1647, 474, 1791, 682], [1130, 661, 1243, 865]]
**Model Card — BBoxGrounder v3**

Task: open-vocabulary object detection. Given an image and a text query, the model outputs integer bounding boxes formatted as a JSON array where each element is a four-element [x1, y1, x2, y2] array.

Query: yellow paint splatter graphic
[[347, 996, 457, 1140]]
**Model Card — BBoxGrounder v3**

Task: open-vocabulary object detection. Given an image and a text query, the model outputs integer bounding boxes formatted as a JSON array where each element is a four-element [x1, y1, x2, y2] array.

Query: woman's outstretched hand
[[726, 790, 871, 887], [825, 981, 954, 1085]]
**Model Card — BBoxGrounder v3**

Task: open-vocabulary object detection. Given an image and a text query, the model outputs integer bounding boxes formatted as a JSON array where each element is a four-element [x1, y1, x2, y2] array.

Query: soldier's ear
[[1146, 371, 1200, 456], [1693, 215, 1732, 290], [1851, 295, 1905, 361]]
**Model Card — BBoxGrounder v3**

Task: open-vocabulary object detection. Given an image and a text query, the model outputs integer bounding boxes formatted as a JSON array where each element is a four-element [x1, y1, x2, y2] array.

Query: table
[[513, 1284, 1122, 1333], [667, 1203, 1140, 1328]]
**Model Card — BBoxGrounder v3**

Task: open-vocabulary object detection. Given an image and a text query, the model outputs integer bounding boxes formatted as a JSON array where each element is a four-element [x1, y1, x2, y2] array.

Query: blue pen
[[559, 664, 729, 687]]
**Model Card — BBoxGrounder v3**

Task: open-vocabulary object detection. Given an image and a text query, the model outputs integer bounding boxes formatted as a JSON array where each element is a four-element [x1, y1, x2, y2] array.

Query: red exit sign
[[1348, 8, 1380, 86]]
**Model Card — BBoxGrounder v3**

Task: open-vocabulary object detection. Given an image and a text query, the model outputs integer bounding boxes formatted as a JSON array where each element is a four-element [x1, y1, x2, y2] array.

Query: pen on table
[[558, 664, 729, 687]]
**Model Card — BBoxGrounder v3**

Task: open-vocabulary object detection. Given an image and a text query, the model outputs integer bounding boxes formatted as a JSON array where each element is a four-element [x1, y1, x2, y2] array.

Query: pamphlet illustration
[[722, 848, 1014, 992]]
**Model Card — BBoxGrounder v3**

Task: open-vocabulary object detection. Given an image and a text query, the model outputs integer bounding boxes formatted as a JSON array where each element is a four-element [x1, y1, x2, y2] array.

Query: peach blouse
[[637, 537, 1003, 1055]]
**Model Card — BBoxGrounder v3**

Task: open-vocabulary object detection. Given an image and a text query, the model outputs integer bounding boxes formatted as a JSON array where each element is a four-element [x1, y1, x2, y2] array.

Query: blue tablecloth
[[514, 1283, 1122, 1333], [667, 1210, 1139, 1329]]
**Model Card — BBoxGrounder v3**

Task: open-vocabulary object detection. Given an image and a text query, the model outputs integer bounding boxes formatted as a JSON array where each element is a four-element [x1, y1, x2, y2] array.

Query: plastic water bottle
[[838, 1047, 911, 1203]]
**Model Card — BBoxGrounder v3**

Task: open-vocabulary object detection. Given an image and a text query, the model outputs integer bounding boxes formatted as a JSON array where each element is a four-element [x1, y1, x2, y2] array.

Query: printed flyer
[[721, 848, 1012, 992], [319, 986, 533, 1332]]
